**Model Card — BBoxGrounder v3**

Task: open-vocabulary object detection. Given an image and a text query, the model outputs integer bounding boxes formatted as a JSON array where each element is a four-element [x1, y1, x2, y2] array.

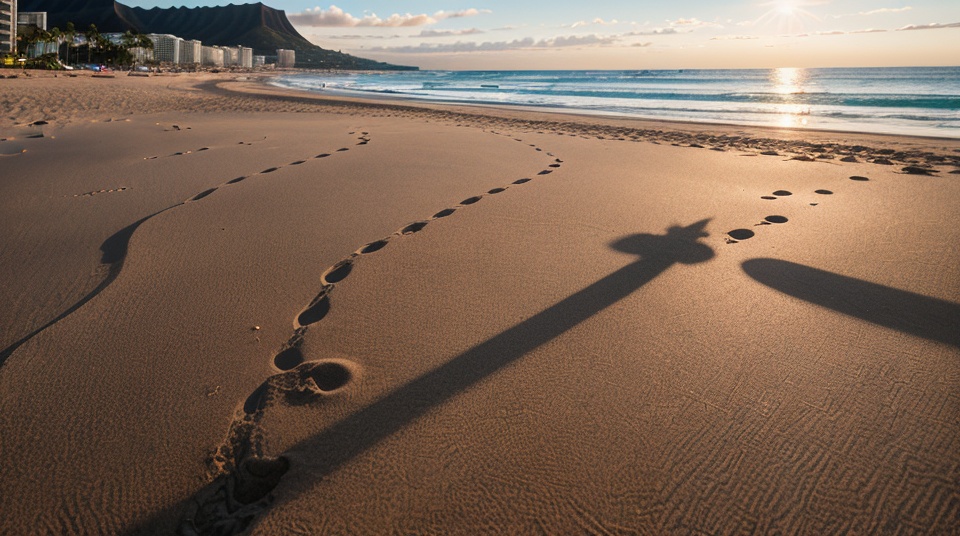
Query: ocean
[[272, 66, 960, 139]]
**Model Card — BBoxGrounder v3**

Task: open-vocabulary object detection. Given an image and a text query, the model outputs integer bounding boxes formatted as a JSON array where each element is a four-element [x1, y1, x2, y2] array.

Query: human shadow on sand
[[0, 214, 160, 367], [166, 219, 716, 534], [743, 258, 960, 348]]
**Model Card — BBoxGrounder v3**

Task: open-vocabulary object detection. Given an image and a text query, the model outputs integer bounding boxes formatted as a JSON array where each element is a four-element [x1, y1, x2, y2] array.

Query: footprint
[[460, 196, 482, 205], [303, 361, 352, 392], [549, 164, 561, 168], [401, 221, 428, 234], [190, 188, 217, 202], [298, 291, 331, 327], [359, 240, 388, 254], [197, 147, 209, 152], [487, 187, 506, 194], [337, 148, 349, 152], [262, 167, 279, 174], [290, 160, 305, 166], [315, 153, 331, 159], [243, 382, 269, 414], [513, 178, 532, 184], [538, 170, 553, 175], [772, 190, 792, 196], [274, 346, 305, 371], [764, 215, 788, 224], [233, 456, 290, 505], [322, 260, 353, 284], [433, 208, 456, 218], [814, 189, 833, 195], [761, 196, 777, 200], [849, 176, 870, 181], [728, 229, 755, 241], [227, 176, 246, 184]]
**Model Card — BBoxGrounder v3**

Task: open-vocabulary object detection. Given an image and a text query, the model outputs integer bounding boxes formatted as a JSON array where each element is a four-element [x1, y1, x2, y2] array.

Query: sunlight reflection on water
[[773, 68, 811, 127]]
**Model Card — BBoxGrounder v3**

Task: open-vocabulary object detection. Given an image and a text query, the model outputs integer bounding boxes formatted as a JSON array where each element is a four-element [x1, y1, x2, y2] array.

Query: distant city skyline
[[113, 1, 960, 69]]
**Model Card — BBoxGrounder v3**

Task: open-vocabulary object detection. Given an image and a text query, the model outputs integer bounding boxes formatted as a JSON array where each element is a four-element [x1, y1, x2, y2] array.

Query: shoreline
[[262, 68, 960, 142], [220, 74, 960, 168], [2, 69, 958, 158]]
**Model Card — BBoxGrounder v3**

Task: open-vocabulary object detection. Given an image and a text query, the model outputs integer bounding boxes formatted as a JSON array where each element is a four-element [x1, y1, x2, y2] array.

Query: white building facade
[[220, 45, 238, 67], [239, 46, 252, 69], [148, 34, 180, 64], [0, 0, 16, 54], [201, 45, 223, 67], [276, 48, 295, 68], [180, 39, 201, 64]]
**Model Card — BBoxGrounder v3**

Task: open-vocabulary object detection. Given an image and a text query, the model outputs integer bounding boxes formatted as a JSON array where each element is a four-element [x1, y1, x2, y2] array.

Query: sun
[[755, 0, 820, 33]]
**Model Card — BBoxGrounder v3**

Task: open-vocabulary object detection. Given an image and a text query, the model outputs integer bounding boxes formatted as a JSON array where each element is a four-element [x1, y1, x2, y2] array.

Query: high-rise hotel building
[[276, 49, 295, 68], [180, 39, 201, 64], [147, 34, 181, 64], [1, 0, 15, 54]]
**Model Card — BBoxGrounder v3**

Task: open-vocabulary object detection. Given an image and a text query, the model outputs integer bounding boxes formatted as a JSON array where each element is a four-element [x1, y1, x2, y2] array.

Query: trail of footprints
[[725, 174, 870, 243], [171, 134, 367, 204], [144, 136, 269, 160], [186, 133, 565, 535]]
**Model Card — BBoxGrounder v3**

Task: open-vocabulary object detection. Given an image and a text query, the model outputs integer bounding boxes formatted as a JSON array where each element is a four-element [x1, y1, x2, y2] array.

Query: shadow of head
[[610, 218, 714, 265]]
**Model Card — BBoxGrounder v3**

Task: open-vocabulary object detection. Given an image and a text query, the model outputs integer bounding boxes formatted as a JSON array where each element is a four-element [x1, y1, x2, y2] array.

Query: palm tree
[[63, 22, 76, 65], [47, 27, 61, 61], [85, 24, 100, 63]]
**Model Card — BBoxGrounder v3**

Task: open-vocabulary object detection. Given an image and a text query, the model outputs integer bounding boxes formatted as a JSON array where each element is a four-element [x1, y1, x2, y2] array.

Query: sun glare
[[756, 0, 819, 33], [772, 67, 811, 128], [773, 67, 802, 94]]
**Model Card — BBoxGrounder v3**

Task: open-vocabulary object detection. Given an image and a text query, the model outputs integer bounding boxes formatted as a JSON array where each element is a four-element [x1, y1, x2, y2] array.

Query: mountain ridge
[[19, 0, 417, 70]]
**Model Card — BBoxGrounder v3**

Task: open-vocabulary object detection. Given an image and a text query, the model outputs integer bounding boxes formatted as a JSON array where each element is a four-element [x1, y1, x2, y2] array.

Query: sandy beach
[[1, 71, 958, 534]]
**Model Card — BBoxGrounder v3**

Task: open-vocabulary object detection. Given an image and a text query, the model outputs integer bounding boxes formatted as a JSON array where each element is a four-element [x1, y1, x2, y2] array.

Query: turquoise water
[[273, 67, 960, 138]]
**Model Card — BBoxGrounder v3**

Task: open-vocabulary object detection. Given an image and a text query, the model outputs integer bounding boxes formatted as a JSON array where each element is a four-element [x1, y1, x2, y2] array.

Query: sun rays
[[753, 0, 822, 34]]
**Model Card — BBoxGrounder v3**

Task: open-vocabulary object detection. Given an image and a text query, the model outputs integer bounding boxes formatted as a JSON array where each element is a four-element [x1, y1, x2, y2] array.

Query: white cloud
[[418, 28, 485, 37], [815, 30, 845, 35], [849, 28, 887, 33], [289, 5, 490, 28], [861, 7, 913, 15], [571, 18, 619, 29], [631, 42, 653, 47], [710, 35, 760, 40], [627, 27, 682, 36], [435, 9, 492, 20], [896, 21, 960, 30], [833, 6, 913, 18], [371, 34, 619, 54], [318, 34, 401, 40], [668, 18, 721, 28]]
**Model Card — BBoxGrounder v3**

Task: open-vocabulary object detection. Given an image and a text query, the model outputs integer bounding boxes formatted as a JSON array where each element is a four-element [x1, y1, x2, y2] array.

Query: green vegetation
[[6, 22, 154, 69]]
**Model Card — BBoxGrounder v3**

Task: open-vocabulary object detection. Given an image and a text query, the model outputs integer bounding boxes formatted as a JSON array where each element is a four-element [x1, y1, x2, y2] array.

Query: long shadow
[[163, 219, 715, 534], [743, 258, 960, 348], [0, 213, 168, 368]]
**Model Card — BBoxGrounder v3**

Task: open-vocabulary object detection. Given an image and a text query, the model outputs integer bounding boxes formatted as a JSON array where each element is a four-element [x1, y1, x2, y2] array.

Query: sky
[[121, 1, 960, 69]]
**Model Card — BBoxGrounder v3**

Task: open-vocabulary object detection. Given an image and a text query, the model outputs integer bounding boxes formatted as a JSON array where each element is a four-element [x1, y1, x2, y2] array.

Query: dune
[[0, 71, 958, 534]]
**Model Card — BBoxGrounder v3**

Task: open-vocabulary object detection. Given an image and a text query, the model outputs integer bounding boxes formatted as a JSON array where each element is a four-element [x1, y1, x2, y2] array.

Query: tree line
[[12, 22, 155, 69]]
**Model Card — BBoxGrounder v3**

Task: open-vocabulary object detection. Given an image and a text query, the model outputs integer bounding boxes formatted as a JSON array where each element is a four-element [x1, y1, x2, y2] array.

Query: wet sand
[[1, 71, 958, 534]]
